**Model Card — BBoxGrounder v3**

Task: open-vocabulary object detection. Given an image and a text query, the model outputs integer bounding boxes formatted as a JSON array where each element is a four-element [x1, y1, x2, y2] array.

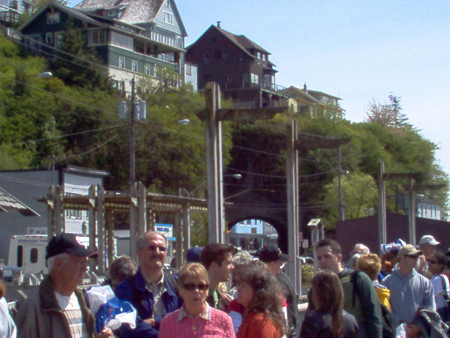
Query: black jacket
[[299, 310, 359, 338]]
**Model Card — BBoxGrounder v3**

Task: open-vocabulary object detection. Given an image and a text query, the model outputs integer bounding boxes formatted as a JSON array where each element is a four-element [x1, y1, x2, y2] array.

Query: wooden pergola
[[37, 183, 208, 275]]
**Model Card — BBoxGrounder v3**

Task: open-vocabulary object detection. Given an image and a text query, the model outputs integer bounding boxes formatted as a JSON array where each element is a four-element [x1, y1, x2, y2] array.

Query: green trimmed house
[[18, 0, 195, 94]]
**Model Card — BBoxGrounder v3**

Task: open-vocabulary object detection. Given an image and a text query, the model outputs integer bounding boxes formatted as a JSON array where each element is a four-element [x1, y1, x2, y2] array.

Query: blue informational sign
[[155, 223, 175, 241]]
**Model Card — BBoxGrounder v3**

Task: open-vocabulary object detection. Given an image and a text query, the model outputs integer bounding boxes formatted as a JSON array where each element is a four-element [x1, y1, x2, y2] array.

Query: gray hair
[[47, 253, 70, 272], [347, 253, 362, 269], [136, 231, 167, 250], [232, 250, 253, 268]]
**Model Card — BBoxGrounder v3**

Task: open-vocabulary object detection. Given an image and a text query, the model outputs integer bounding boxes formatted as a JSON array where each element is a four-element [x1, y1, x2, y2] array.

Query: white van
[[8, 235, 48, 274], [8, 234, 116, 275]]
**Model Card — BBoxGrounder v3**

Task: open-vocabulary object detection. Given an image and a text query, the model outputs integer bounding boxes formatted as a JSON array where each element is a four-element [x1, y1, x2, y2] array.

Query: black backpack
[[351, 271, 395, 338]]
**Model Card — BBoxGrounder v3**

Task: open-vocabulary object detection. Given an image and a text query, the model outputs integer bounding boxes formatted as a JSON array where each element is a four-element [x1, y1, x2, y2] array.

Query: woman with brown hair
[[299, 270, 358, 338], [236, 263, 286, 338]]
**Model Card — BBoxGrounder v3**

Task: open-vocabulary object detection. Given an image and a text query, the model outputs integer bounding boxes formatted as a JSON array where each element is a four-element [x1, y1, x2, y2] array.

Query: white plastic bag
[[396, 323, 407, 338], [86, 285, 137, 333]]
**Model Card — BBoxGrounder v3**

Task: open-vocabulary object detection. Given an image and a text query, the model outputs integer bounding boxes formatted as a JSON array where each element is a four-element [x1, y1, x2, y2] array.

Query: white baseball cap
[[419, 235, 440, 246]]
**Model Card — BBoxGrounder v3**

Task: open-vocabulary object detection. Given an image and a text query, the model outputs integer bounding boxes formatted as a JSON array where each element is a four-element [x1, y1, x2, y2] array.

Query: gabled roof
[[188, 24, 271, 60], [0, 187, 40, 216], [75, 0, 187, 35], [18, 1, 108, 32], [288, 86, 322, 105]]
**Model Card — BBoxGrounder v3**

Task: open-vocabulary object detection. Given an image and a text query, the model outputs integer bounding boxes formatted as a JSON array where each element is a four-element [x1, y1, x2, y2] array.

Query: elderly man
[[382, 244, 435, 336], [419, 235, 440, 260], [114, 231, 181, 338], [16, 233, 113, 338]]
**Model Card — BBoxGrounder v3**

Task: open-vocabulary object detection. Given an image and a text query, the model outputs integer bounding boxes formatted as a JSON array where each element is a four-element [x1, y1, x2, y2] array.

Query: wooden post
[[138, 182, 147, 238], [175, 210, 183, 269], [182, 203, 190, 256], [54, 185, 63, 235], [378, 160, 387, 255], [97, 184, 106, 275], [408, 178, 416, 245], [205, 82, 223, 243], [130, 183, 138, 260], [286, 119, 300, 294], [88, 184, 96, 272]]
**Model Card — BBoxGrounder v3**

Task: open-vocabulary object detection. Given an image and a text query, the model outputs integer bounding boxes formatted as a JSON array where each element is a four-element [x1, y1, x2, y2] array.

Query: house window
[[119, 57, 125, 69], [164, 12, 173, 24], [203, 53, 210, 65], [222, 50, 228, 59], [226, 74, 232, 82], [90, 30, 105, 45], [111, 32, 134, 50], [132, 60, 138, 72], [47, 12, 60, 24], [166, 0, 170, 7], [145, 65, 150, 75], [242, 73, 249, 82], [55, 32, 63, 48], [185, 64, 192, 75], [257, 52, 261, 59], [107, 10, 116, 16], [45, 32, 53, 45], [251, 73, 259, 84]]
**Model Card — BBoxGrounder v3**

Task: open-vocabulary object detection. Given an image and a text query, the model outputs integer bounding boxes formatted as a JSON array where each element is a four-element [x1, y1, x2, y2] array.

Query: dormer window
[[107, 10, 116, 17], [164, 12, 173, 24], [47, 12, 60, 24]]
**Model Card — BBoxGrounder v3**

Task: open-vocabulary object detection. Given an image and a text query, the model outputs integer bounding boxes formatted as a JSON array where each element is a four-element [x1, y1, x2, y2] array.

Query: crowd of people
[[4, 231, 450, 338]]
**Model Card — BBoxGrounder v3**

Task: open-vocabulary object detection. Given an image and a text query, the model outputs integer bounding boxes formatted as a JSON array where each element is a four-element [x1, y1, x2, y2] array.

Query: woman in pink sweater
[[159, 263, 235, 338]]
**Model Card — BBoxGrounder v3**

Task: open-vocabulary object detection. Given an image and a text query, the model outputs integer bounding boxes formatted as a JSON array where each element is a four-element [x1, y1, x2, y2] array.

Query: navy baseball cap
[[46, 233, 97, 260], [258, 246, 289, 263], [186, 247, 203, 263]]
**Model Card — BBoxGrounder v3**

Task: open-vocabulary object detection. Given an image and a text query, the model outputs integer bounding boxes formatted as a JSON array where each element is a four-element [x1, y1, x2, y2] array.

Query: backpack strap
[[164, 271, 179, 297], [350, 270, 360, 308], [439, 274, 449, 300]]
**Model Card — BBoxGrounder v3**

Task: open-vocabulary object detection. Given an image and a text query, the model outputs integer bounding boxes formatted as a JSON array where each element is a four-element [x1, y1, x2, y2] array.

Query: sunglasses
[[427, 260, 438, 265], [182, 283, 209, 291], [148, 245, 167, 252], [405, 254, 419, 259]]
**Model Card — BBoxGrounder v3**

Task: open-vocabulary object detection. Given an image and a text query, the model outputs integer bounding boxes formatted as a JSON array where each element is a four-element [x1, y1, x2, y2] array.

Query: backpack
[[351, 270, 395, 338]]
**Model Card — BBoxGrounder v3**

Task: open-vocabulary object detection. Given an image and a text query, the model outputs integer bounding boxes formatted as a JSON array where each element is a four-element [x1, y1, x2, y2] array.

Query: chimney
[[217, 21, 221, 28], [303, 83, 308, 93]]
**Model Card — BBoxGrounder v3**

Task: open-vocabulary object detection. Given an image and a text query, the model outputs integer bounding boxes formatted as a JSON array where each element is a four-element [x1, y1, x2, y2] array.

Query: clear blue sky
[[69, 0, 450, 182]]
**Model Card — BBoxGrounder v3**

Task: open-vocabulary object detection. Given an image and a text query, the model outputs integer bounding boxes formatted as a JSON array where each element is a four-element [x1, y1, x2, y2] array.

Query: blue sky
[[69, 0, 450, 182]]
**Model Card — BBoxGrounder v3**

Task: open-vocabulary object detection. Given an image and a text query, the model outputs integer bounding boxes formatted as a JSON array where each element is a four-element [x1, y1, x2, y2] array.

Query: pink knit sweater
[[159, 304, 236, 338]]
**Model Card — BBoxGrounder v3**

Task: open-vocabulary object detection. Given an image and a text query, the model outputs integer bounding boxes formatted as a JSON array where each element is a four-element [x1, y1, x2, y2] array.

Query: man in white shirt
[[16, 233, 113, 338]]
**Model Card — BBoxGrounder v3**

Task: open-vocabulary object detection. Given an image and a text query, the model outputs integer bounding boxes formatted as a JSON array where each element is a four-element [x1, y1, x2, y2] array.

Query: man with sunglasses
[[382, 244, 436, 334], [115, 231, 182, 338]]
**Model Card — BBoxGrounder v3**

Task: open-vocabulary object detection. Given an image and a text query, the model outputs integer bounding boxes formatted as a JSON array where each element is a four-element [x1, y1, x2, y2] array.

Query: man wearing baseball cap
[[419, 235, 440, 260], [382, 244, 436, 336], [259, 246, 299, 338], [16, 233, 113, 338]]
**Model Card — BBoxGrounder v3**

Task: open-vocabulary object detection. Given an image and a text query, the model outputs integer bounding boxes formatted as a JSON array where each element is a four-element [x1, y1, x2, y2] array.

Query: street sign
[[302, 239, 309, 248]]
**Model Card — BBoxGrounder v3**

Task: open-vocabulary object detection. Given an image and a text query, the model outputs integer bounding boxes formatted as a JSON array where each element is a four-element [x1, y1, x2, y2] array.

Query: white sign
[[302, 239, 309, 248], [155, 223, 173, 239], [27, 227, 48, 235]]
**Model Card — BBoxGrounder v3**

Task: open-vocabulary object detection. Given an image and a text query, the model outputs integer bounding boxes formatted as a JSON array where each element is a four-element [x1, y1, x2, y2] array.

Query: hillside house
[[17, 0, 192, 95], [185, 22, 288, 108]]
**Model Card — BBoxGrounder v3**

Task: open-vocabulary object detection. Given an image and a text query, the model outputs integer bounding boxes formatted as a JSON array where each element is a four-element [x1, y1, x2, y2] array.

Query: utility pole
[[378, 159, 387, 255], [338, 146, 344, 221], [129, 77, 136, 186]]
